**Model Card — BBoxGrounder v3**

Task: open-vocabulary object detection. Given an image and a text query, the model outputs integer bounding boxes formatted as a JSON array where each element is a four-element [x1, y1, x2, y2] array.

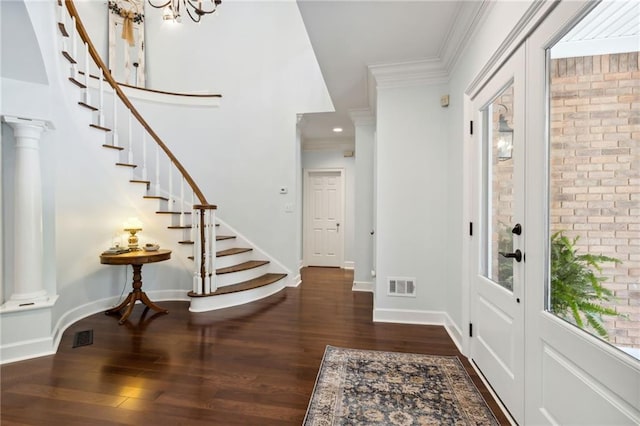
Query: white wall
[[353, 121, 375, 286], [301, 147, 355, 268], [133, 2, 332, 275], [445, 0, 536, 340], [373, 82, 449, 319]]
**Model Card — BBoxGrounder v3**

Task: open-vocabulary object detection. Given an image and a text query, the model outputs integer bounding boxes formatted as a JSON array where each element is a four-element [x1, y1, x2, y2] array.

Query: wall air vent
[[387, 277, 416, 297]]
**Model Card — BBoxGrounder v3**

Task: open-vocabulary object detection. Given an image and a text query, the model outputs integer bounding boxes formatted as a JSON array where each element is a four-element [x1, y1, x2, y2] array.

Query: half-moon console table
[[100, 249, 171, 324]]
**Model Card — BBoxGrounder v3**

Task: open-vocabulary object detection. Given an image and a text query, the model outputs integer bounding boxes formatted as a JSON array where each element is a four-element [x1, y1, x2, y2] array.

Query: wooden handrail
[[65, 0, 210, 206]]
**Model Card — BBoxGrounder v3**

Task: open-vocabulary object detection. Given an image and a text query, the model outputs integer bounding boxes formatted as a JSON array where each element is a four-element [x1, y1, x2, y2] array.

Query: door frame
[[302, 168, 346, 268]]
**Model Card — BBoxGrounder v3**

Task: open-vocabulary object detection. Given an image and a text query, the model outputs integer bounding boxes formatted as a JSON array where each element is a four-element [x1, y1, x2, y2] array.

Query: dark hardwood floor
[[1, 267, 510, 425]]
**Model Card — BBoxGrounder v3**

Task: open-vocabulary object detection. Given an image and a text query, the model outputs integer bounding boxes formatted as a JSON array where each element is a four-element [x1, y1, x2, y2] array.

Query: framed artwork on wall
[[108, 0, 145, 87]]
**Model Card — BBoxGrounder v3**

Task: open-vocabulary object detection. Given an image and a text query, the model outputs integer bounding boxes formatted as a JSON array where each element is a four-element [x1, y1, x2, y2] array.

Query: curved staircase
[[56, 0, 288, 313]]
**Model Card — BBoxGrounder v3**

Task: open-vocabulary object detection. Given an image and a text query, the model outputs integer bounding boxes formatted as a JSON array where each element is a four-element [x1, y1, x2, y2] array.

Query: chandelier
[[147, 0, 221, 23]]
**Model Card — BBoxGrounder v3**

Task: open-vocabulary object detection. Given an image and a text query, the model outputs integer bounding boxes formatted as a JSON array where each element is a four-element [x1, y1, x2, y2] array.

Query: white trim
[[444, 313, 464, 354], [551, 36, 640, 59], [373, 308, 447, 326], [352, 281, 373, 293], [469, 359, 518, 426], [0, 337, 56, 365], [343, 261, 354, 270], [465, 0, 558, 100], [373, 309, 464, 354], [121, 85, 221, 108], [189, 280, 285, 313], [368, 59, 449, 90], [348, 107, 375, 127], [302, 138, 354, 152]]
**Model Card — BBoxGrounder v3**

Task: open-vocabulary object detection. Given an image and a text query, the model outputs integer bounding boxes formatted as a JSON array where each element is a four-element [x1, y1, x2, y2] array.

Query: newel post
[[2, 116, 55, 308]]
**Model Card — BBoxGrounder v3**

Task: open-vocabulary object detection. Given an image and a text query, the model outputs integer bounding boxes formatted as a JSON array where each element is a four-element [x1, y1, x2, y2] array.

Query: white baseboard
[[343, 261, 355, 270], [373, 308, 463, 351], [291, 274, 302, 287], [352, 281, 374, 292], [2, 289, 190, 365]]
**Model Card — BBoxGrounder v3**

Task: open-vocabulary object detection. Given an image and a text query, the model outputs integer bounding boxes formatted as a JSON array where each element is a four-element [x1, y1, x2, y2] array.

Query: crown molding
[[440, 0, 494, 74], [465, 0, 564, 100], [349, 108, 375, 127], [368, 58, 449, 90]]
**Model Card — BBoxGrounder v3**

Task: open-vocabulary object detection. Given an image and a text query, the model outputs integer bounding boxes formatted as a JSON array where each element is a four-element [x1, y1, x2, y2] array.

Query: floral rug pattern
[[304, 346, 498, 426]]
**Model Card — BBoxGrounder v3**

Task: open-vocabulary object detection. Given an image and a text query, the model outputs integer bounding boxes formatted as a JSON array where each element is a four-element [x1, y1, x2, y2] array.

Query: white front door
[[524, 2, 640, 424], [304, 169, 344, 267], [470, 45, 526, 423]]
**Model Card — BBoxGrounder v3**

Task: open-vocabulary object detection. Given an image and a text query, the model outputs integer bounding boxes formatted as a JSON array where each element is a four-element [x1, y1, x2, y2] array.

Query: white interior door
[[470, 45, 526, 423], [304, 169, 344, 267]]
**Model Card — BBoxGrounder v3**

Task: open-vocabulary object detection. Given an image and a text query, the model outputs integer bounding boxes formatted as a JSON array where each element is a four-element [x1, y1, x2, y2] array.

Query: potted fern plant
[[550, 231, 622, 338]]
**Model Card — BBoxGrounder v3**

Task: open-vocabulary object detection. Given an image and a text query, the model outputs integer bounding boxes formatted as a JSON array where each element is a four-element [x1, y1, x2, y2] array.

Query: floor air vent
[[72, 330, 94, 348], [388, 277, 416, 297]]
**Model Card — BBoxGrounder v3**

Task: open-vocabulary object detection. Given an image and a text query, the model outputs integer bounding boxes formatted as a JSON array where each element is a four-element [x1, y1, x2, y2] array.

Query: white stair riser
[[216, 251, 254, 269], [189, 279, 286, 313], [215, 238, 237, 251], [216, 263, 270, 288]]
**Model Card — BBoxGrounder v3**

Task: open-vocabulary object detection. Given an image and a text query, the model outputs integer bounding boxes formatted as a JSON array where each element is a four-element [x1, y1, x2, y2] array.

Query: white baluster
[[84, 42, 90, 105], [192, 208, 202, 294], [155, 145, 161, 195], [180, 178, 185, 227], [71, 16, 77, 78], [98, 69, 105, 126], [205, 209, 217, 293], [127, 111, 133, 167], [168, 161, 174, 208], [112, 94, 119, 147], [203, 209, 211, 295], [141, 132, 147, 181]]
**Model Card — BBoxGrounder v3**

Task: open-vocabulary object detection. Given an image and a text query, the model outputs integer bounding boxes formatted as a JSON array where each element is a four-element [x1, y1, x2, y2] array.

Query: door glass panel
[[547, 2, 640, 360], [484, 83, 515, 291]]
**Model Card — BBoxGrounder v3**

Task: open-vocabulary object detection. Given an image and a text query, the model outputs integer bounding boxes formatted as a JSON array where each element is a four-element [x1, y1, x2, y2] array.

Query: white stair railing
[[58, 0, 218, 295]]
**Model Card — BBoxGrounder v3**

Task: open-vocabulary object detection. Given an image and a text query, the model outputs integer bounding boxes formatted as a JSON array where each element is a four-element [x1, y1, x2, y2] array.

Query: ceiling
[[296, 0, 484, 144]]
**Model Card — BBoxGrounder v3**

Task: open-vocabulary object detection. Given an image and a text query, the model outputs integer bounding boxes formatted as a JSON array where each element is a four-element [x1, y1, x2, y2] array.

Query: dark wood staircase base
[[188, 273, 287, 297]]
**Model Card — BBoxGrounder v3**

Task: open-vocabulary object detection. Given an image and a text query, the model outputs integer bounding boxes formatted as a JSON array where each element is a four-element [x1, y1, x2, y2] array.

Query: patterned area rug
[[304, 346, 498, 426]]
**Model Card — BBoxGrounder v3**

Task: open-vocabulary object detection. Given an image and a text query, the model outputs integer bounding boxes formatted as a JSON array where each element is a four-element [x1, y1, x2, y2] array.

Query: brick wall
[[550, 52, 640, 348]]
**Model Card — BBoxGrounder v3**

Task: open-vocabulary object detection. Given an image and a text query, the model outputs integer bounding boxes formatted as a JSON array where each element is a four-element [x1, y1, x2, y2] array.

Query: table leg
[[105, 263, 168, 325]]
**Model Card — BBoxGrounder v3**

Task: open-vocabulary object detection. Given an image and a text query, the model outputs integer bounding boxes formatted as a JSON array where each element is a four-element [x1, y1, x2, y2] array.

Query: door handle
[[499, 249, 522, 262], [336, 223, 340, 233]]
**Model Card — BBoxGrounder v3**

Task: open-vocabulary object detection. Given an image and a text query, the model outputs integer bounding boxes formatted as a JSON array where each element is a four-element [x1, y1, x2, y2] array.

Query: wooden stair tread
[[116, 162, 137, 168], [178, 241, 194, 245], [217, 235, 235, 241], [90, 124, 111, 132], [130, 179, 150, 185], [217, 248, 252, 257], [58, 22, 69, 37], [189, 273, 287, 297], [217, 260, 269, 275], [156, 211, 192, 215], [144, 195, 169, 201], [78, 101, 98, 111], [62, 51, 76, 64], [167, 225, 191, 229], [69, 77, 86, 89], [102, 144, 124, 151]]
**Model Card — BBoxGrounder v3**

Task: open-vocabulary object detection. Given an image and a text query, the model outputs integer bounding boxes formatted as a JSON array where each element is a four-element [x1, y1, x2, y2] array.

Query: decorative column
[[3, 116, 52, 306]]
